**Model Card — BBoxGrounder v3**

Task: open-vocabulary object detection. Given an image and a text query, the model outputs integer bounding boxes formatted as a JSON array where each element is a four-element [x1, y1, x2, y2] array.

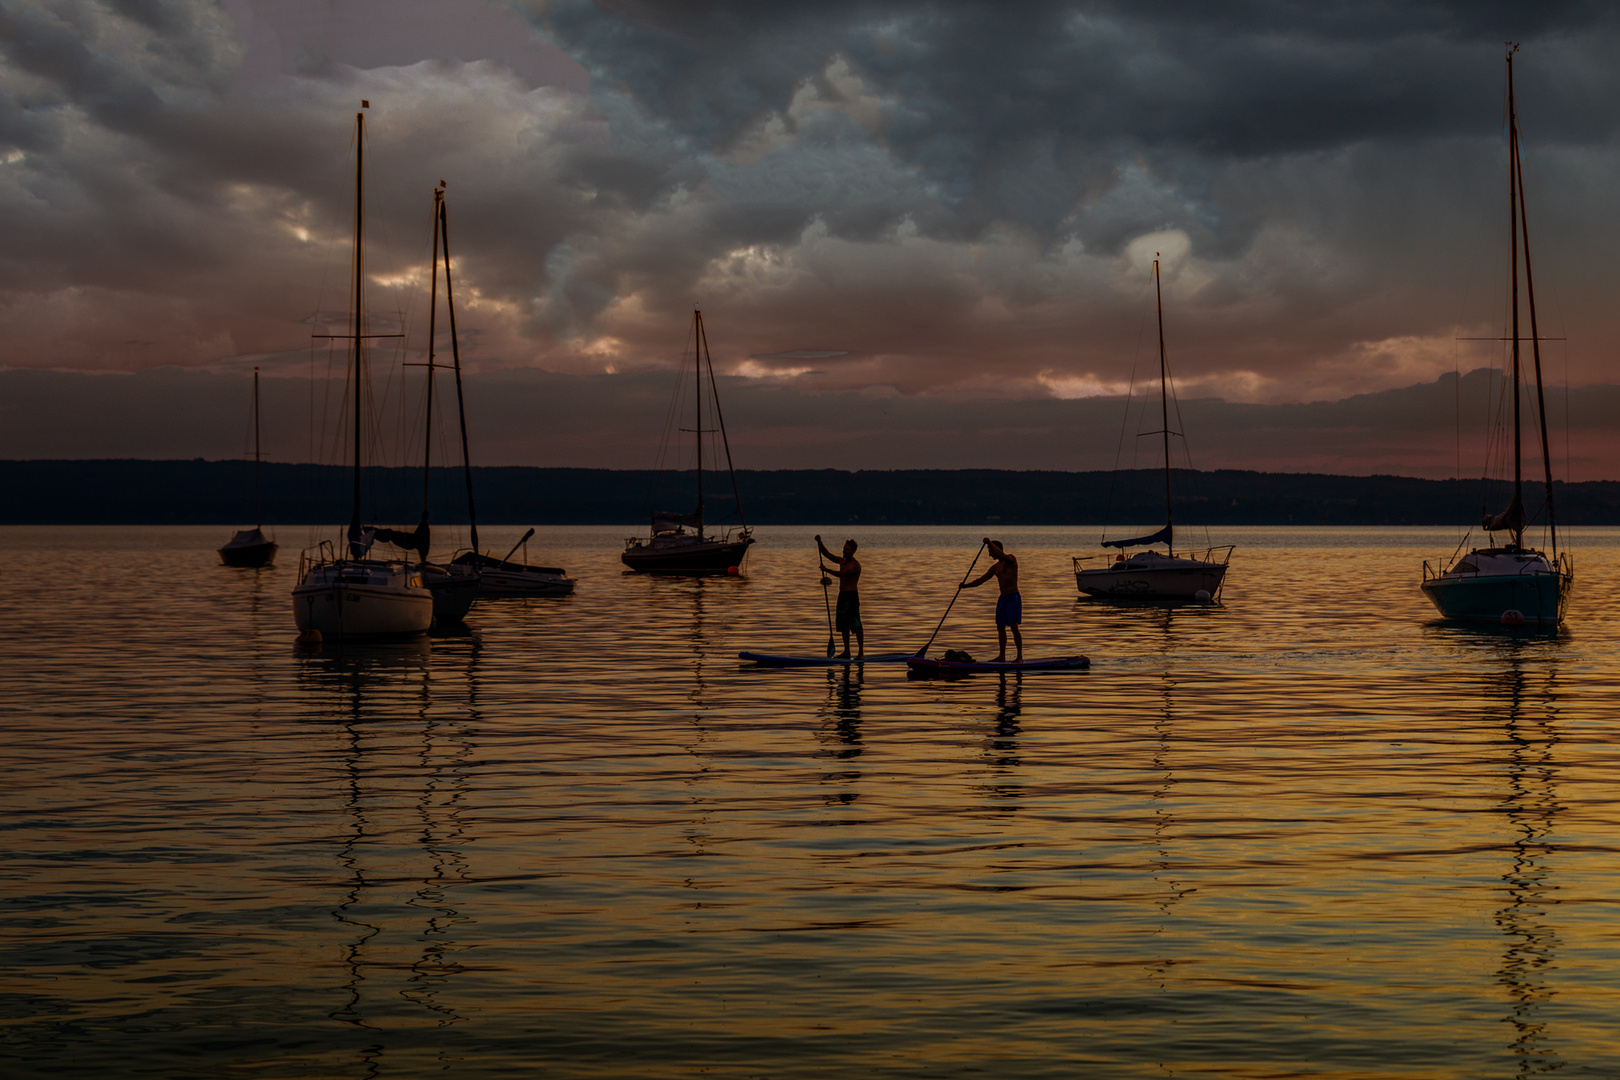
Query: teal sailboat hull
[[1419, 567, 1571, 625]]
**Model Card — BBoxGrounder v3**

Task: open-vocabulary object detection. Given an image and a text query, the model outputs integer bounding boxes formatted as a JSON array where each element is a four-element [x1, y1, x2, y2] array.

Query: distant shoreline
[[4, 459, 1613, 527]]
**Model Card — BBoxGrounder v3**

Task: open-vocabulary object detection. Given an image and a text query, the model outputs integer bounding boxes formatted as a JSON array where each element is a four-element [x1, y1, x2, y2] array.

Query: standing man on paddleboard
[[817, 535, 864, 659], [963, 538, 1022, 662]]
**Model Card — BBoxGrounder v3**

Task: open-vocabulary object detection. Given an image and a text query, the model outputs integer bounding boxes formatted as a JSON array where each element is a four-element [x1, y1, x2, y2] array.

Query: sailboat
[[1073, 255, 1232, 600], [456, 527, 575, 596], [422, 186, 574, 598], [374, 185, 480, 622], [621, 308, 754, 573], [218, 365, 278, 567], [292, 104, 434, 639], [1421, 45, 1573, 627]]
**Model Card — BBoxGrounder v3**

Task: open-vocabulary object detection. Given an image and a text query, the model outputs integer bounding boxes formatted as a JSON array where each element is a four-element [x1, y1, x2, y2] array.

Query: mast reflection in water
[[296, 638, 480, 1056], [1489, 641, 1564, 1077]]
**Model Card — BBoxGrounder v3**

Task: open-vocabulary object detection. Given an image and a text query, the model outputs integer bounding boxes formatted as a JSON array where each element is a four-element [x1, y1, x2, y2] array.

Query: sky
[[2, 0, 1618, 475]]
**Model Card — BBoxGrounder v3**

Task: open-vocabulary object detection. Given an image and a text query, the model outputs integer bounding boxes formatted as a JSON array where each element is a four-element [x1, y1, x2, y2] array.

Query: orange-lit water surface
[[4, 525, 1620, 1078]]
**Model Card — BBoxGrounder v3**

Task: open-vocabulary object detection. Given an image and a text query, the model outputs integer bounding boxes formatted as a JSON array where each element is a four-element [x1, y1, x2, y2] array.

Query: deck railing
[[296, 539, 337, 581], [1072, 544, 1235, 571]]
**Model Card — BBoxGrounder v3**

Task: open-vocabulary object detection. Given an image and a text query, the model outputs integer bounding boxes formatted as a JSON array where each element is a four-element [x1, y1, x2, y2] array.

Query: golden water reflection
[[5, 526, 1620, 1078]]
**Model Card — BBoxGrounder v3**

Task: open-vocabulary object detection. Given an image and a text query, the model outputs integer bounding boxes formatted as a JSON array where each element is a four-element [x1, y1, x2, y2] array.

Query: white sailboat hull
[[1075, 551, 1229, 599], [293, 563, 433, 637]]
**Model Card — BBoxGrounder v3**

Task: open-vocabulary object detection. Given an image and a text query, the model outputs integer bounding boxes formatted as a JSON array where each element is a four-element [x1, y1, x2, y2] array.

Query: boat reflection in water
[[1423, 618, 1568, 1075], [295, 634, 482, 1048], [1143, 668, 1194, 1029], [1485, 638, 1566, 1077]]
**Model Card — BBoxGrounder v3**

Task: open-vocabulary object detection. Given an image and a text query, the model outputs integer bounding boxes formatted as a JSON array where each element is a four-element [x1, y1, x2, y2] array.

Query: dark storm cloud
[[527, 0, 1620, 243], [2, 0, 1619, 474], [493, 0, 1620, 407], [0, 0, 621, 368]]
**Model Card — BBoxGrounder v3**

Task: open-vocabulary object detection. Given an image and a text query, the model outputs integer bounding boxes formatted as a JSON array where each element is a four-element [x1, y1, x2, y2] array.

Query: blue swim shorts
[[995, 592, 1022, 627]]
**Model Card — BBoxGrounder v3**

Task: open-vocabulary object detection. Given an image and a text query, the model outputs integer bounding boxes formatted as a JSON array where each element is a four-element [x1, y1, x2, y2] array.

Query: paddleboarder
[[963, 538, 1022, 662], [816, 535, 864, 659]]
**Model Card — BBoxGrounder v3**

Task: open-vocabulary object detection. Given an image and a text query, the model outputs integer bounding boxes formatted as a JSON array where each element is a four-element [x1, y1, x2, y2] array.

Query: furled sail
[[374, 513, 431, 558], [652, 507, 703, 533], [1482, 494, 1526, 536], [347, 520, 376, 559], [1102, 524, 1172, 549]]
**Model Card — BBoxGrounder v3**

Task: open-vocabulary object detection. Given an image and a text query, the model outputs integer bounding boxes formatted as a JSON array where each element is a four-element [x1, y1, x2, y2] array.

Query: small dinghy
[[738, 651, 910, 667], [220, 526, 277, 568], [906, 654, 1090, 675]]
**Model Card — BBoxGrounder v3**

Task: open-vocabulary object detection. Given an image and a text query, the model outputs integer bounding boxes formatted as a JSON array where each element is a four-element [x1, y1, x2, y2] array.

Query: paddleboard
[[906, 655, 1090, 674], [739, 651, 911, 667]]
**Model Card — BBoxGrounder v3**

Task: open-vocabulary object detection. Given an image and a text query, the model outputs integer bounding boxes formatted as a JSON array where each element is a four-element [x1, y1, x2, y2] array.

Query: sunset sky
[[2, 0, 1617, 474]]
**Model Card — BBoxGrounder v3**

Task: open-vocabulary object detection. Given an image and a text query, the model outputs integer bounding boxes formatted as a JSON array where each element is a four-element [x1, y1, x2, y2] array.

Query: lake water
[[4, 524, 1620, 1078]]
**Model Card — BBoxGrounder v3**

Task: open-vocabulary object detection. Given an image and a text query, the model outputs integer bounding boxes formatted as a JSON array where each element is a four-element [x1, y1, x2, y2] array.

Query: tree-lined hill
[[3, 459, 1613, 527]]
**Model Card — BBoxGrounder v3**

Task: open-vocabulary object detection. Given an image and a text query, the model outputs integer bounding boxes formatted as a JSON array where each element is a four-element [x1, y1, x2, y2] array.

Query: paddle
[[500, 527, 535, 568], [914, 540, 987, 658], [816, 535, 835, 657]]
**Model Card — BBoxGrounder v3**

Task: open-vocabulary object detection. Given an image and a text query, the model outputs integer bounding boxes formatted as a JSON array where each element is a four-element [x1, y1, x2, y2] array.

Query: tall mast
[[693, 308, 705, 537], [422, 187, 440, 513], [440, 188, 479, 554], [1155, 256, 1174, 557], [351, 108, 366, 537], [1511, 47, 1559, 562], [252, 366, 262, 529], [698, 310, 746, 530], [1506, 48, 1523, 549]]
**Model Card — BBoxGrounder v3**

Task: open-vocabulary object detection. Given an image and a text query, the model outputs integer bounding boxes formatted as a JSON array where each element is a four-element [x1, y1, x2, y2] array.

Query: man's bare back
[[986, 550, 1017, 593], [962, 538, 1023, 662]]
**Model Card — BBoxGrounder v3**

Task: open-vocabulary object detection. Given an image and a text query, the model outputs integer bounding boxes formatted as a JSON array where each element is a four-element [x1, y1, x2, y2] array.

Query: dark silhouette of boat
[[1421, 45, 1573, 626], [219, 366, 278, 568], [1073, 255, 1229, 600], [622, 309, 753, 574]]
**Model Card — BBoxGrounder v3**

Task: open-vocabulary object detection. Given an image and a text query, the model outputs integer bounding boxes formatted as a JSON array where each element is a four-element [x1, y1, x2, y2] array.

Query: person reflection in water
[[817, 534, 864, 659], [963, 538, 1022, 662]]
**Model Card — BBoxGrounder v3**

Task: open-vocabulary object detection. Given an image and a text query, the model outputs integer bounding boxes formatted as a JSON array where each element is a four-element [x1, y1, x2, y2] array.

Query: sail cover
[[1482, 494, 1526, 535], [652, 507, 702, 533], [374, 513, 431, 558], [1102, 524, 1172, 549], [347, 521, 376, 559]]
